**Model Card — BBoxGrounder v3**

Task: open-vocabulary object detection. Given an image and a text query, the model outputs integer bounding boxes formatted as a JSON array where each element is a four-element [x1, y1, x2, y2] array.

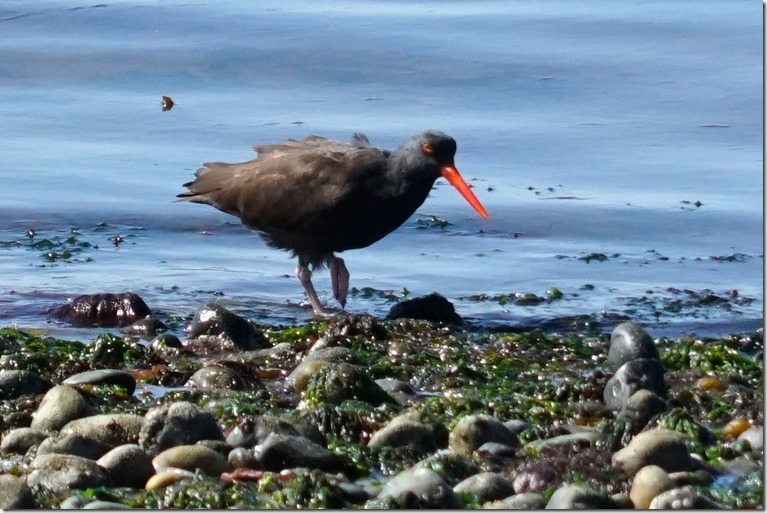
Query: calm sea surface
[[0, 1, 762, 339]]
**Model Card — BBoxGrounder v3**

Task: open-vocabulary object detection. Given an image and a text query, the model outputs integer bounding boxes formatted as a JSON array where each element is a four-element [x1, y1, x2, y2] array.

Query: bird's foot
[[329, 256, 350, 308]]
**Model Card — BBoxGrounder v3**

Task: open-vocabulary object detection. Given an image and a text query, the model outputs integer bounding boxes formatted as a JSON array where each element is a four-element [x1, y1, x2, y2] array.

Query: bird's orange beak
[[441, 165, 489, 219]]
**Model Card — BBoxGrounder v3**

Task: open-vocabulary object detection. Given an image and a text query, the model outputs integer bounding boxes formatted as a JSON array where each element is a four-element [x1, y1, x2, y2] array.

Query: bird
[[177, 130, 488, 316]]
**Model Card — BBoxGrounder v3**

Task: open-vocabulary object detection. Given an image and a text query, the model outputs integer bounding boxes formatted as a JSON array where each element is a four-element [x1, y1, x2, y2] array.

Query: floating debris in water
[[161, 95, 174, 111]]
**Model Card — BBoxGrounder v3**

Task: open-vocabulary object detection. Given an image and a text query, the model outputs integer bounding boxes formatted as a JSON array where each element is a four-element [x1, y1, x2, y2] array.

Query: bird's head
[[404, 131, 489, 219]]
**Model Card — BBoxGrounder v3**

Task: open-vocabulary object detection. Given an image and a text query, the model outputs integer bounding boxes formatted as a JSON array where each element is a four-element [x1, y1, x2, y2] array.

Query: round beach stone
[[97, 444, 155, 488], [63, 369, 137, 395], [648, 485, 724, 509], [0, 369, 52, 400], [300, 362, 394, 407], [449, 414, 518, 456], [485, 492, 547, 509], [139, 401, 223, 454], [629, 465, 674, 508], [545, 483, 617, 509], [153, 444, 230, 476], [453, 471, 515, 502], [607, 322, 659, 371], [612, 429, 695, 476], [368, 418, 436, 450], [377, 466, 462, 509], [82, 499, 132, 509], [145, 468, 195, 490], [228, 446, 257, 469], [524, 431, 597, 454], [616, 389, 667, 430], [0, 474, 35, 509], [252, 433, 340, 472], [603, 358, 666, 410], [60, 413, 144, 447], [737, 425, 764, 451], [27, 453, 111, 493], [286, 360, 330, 392], [374, 378, 419, 404], [1, 427, 49, 454], [36, 432, 113, 460], [31, 384, 94, 432], [184, 364, 254, 391], [186, 303, 267, 351]]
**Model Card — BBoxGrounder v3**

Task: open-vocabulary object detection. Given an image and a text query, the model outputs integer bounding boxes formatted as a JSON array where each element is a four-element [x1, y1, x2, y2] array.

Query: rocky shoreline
[[0, 293, 763, 508]]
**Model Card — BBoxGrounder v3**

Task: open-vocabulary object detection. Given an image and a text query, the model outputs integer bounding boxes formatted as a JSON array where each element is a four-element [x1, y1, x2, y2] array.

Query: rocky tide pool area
[[0, 293, 763, 509]]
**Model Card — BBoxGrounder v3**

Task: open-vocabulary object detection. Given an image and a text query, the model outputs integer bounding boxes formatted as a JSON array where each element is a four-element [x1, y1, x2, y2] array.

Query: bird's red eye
[[422, 143, 434, 155]]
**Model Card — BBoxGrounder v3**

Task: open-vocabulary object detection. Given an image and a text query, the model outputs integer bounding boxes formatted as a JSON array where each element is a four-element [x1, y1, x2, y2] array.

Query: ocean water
[[0, 1, 762, 339]]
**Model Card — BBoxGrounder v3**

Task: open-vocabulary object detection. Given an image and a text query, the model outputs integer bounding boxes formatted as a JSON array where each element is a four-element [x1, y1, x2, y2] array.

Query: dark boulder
[[48, 292, 151, 327]]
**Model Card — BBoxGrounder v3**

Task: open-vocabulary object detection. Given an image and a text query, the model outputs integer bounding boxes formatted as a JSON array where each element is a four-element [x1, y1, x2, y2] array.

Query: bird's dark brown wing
[[178, 136, 390, 253]]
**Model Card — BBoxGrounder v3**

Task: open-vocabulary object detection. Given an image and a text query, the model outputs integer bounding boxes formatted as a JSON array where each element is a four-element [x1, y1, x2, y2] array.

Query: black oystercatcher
[[178, 131, 488, 315]]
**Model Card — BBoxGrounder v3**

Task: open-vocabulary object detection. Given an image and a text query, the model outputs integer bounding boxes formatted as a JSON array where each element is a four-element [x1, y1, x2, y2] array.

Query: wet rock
[[286, 360, 330, 393], [150, 333, 183, 352], [415, 449, 479, 483], [60, 413, 144, 447], [1, 427, 49, 454], [386, 292, 462, 323], [251, 415, 325, 446], [630, 465, 674, 508], [648, 485, 725, 509], [123, 316, 167, 337], [322, 314, 389, 343], [476, 441, 518, 468], [453, 471, 515, 502], [525, 431, 597, 454], [616, 389, 667, 430], [186, 303, 267, 351], [612, 429, 695, 476], [153, 444, 230, 476], [545, 483, 617, 509], [668, 469, 714, 487], [139, 401, 223, 455], [59, 495, 89, 509], [449, 414, 518, 456], [0, 474, 35, 509], [374, 378, 419, 404], [36, 432, 113, 460], [607, 322, 659, 371], [145, 469, 195, 490], [303, 345, 360, 364], [0, 369, 52, 399], [604, 358, 666, 410], [252, 433, 340, 472], [184, 363, 260, 391], [27, 453, 111, 492], [31, 384, 94, 432], [300, 362, 395, 407], [368, 414, 438, 451], [737, 425, 764, 451], [513, 461, 559, 494], [721, 418, 752, 440], [228, 446, 257, 469], [97, 444, 155, 489], [485, 492, 547, 509], [63, 369, 137, 395], [48, 292, 151, 327], [376, 466, 462, 509], [504, 418, 530, 436], [82, 500, 131, 509]]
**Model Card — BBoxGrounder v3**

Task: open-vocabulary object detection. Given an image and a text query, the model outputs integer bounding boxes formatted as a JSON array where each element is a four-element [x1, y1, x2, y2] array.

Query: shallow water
[[0, 1, 762, 339]]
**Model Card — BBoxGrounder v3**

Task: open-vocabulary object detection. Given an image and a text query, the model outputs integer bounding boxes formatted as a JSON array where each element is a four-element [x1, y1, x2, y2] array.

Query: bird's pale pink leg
[[296, 263, 330, 316], [328, 255, 350, 309]]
